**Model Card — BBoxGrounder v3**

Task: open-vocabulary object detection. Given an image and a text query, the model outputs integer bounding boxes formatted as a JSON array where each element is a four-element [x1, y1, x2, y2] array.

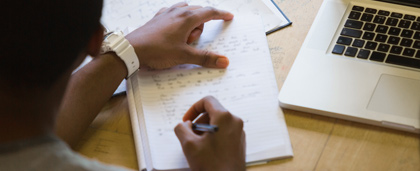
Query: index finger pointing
[[192, 6, 234, 23], [182, 96, 228, 122]]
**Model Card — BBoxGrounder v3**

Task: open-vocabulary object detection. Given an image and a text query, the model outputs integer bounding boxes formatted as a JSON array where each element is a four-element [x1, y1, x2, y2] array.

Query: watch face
[[103, 31, 114, 40]]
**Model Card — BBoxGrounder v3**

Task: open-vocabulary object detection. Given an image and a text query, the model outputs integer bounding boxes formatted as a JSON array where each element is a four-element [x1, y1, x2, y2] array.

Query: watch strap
[[102, 31, 140, 78], [115, 41, 139, 78]]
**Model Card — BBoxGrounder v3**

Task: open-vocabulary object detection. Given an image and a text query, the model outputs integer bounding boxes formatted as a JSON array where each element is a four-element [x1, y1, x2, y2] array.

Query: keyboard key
[[390, 46, 403, 54], [403, 48, 416, 57], [401, 29, 414, 38], [375, 34, 388, 42], [365, 41, 378, 50], [345, 47, 358, 57], [370, 52, 386, 62], [400, 38, 413, 47], [345, 19, 363, 29], [414, 41, 420, 49], [363, 23, 376, 31], [377, 44, 390, 52], [352, 39, 365, 47], [337, 36, 352, 45], [349, 11, 361, 20], [414, 32, 420, 40], [386, 54, 420, 69], [416, 50, 420, 58], [362, 32, 375, 40], [398, 20, 412, 29], [391, 12, 403, 18], [365, 8, 377, 14], [357, 49, 370, 59], [373, 16, 386, 24], [332, 45, 345, 54], [404, 14, 416, 20], [361, 13, 374, 22], [378, 10, 390, 16], [412, 22, 420, 31], [385, 18, 399, 26], [375, 25, 389, 33], [352, 6, 364, 12], [341, 28, 362, 38], [388, 27, 401, 36], [388, 36, 401, 45]]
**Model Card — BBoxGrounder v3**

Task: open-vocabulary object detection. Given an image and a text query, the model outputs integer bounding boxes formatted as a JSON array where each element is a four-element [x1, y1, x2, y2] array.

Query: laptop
[[278, 0, 420, 133]]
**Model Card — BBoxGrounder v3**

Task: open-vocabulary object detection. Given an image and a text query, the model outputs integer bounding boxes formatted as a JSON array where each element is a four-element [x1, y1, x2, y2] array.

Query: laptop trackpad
[[367, 74, 420, 119]]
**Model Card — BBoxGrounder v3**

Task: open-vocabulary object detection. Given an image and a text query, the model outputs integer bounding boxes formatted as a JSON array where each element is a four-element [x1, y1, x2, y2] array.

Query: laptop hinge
[[381, 121, 416, 131], [375, 0, 420, 8]]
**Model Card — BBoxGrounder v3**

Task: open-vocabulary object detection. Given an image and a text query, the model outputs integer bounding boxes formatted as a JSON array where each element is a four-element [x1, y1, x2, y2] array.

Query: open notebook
[[126, 15, 293, 171]]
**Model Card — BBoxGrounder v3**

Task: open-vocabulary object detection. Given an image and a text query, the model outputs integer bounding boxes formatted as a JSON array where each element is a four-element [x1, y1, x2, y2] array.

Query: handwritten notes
[[128, 16, 292, 170], [101, 0, 286, 33]]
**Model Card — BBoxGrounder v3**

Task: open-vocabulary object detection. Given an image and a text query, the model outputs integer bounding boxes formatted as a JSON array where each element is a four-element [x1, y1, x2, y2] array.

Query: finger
[[182, 5, 202, 11], [190, 7, 234, 24], [174, 121, 198, 143], [184, 46, 229, 68], [169, 2, 188, 9], [187, 23, 204, 44], [187, 28, 202, 44], [194, 113, 210, 124], [155, 7, 168, 16], [183, 96, 228, 121], [241, 130, 246, 156]]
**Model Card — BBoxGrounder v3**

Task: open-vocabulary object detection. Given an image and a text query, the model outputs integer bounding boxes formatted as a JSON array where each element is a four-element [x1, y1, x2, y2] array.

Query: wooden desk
[[75, 0, 420, 170]]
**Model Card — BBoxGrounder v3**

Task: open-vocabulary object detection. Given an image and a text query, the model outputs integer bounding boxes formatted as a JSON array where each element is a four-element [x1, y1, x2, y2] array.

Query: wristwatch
[[101, 31, 140, 78]]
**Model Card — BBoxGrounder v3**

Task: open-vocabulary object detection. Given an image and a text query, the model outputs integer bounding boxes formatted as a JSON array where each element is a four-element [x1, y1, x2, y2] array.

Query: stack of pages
[[102, 0, 294, 170]]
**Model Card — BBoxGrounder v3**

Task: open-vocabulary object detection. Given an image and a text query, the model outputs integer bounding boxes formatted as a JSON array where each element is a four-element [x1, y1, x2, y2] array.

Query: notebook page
[[131, 15, 292, 170], [102, 0, 283, 33]]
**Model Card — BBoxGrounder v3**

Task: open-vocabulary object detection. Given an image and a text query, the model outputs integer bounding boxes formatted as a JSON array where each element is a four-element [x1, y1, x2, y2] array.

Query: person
[[0, 0, 246, 171]]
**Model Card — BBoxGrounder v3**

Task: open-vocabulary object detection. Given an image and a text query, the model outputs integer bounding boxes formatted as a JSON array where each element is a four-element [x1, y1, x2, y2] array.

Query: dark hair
[[0, 0, 103, 89]]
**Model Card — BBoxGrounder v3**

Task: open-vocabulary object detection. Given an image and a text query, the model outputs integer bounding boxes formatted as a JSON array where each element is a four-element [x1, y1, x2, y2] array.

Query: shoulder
[[0, 134, 132, 171]]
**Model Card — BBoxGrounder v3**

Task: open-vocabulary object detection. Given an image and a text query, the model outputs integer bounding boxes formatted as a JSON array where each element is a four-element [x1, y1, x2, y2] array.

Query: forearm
[[55, 53, 127, 148]]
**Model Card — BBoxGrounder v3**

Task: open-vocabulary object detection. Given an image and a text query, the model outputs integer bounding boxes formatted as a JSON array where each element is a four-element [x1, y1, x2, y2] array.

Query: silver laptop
[[278, 0, 420, 133]]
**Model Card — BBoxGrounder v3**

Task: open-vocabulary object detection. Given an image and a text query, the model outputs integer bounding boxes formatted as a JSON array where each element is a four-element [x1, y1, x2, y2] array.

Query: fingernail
[[216, 57, 229, 68]]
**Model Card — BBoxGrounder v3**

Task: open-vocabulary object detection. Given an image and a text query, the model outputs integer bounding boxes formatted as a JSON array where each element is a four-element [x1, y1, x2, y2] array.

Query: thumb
[[185, 46, 229, 68], [174, 121, 198, 143]]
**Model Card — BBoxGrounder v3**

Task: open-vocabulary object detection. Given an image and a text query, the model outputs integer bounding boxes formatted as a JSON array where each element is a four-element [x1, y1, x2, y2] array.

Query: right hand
[[174, 96, 246, 171]]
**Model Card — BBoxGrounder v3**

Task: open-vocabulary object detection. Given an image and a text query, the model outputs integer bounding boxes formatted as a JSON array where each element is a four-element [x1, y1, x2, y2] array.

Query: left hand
[[125, 2, 234, 69]]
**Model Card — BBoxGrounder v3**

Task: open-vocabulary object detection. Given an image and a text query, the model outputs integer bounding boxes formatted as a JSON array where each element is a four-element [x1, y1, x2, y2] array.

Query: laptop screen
[[377, 0, 420, 8]]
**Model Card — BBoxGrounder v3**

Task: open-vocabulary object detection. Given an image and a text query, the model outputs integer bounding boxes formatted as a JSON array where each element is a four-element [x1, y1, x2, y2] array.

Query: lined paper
[[128, 15, 292, 170]]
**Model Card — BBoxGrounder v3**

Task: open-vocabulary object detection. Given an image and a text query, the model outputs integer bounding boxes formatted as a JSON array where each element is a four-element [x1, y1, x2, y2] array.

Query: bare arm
[[55, 53, 127, 148]]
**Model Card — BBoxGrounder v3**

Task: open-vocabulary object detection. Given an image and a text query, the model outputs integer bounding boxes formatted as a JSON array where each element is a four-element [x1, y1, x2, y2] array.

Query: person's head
[[0, 0, 104, 91]]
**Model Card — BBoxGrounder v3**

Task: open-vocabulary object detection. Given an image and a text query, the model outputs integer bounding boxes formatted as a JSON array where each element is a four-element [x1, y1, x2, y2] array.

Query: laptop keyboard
[[332, 5, 420, 69]]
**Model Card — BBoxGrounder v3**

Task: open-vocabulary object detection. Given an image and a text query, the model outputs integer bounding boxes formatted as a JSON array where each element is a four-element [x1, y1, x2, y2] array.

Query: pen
[[192, 123, 219, 132], [191, 112, 218, 133]]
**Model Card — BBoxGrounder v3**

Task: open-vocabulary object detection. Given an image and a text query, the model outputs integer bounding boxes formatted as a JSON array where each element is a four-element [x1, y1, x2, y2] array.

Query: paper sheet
[[128, 15, 292, 170]]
